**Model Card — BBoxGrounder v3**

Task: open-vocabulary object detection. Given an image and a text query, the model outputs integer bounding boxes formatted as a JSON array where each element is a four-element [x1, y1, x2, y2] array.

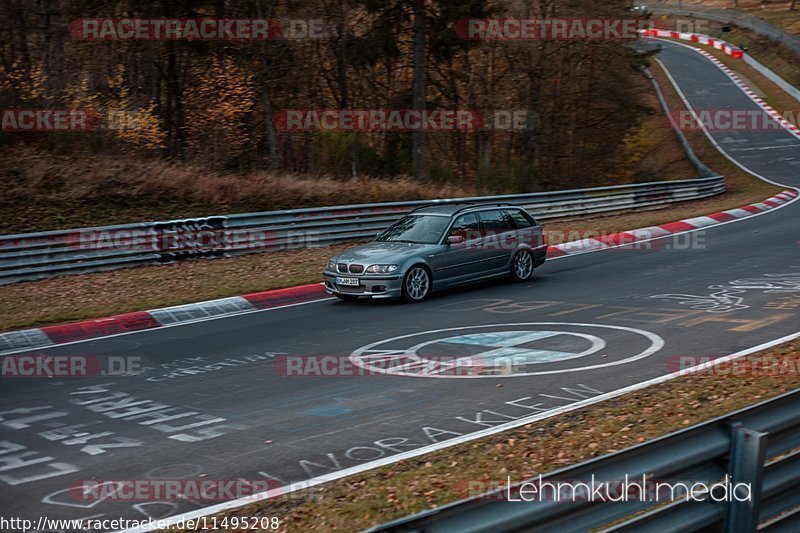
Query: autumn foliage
[[2, 0, 655, 191]]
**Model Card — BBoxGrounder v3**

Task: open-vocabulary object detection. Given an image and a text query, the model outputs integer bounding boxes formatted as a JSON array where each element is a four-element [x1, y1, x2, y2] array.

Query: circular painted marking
[[406, 330, 606, 365], [350, 322, 664, 379]]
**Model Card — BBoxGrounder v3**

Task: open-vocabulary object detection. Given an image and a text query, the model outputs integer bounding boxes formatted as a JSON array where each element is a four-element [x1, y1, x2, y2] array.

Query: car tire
[[510, 249, 534, 282], [335, 293, 359, 301], [402, 266, 431, 302]]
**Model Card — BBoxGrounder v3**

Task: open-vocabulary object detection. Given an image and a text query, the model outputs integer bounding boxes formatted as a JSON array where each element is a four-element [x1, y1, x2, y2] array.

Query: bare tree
[[411, 0, 426, 179]]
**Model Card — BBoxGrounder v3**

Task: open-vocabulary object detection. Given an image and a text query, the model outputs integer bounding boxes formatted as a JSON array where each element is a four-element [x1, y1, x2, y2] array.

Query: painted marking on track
[[652, 270, 800, 313], [412, 330, 604, 365], [350, 323, 664, 378], [302, 401, 353, 418], [443, 298, 793, 333], [116, 331, 800, 533], [730, 145, 794, 152]]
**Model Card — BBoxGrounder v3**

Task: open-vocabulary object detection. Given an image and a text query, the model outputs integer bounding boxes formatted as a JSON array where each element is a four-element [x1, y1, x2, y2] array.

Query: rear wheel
[[510, 250, 534, 282], [402, 266, 431, 302]]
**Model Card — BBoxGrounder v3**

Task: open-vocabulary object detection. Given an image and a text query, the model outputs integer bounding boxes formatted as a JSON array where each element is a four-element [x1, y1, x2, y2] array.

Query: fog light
[[374, 285, 387, 292]]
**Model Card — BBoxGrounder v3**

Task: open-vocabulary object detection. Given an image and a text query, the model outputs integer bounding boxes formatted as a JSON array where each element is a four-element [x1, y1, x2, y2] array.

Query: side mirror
[[448, 235, 465, 245]]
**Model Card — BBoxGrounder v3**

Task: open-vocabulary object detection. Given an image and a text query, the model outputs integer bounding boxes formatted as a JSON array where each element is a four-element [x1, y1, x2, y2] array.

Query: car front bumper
[[322, 271, 403, 299]]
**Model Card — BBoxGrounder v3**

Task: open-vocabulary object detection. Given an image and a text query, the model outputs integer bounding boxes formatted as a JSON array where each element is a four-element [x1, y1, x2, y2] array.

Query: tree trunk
[[6, 0, 31, 75], [332, 0, 357, 177], [256, 0, 280, 170], [36, 0, 53, 102], [412, 0, 426, 179]]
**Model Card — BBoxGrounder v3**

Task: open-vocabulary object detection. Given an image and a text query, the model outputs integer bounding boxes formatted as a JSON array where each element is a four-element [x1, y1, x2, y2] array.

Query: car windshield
[[377, 215, 450, 244]]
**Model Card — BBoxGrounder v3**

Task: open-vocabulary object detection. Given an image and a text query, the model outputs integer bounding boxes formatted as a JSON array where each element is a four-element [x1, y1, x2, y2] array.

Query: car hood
[[333, 241, 439, 265]]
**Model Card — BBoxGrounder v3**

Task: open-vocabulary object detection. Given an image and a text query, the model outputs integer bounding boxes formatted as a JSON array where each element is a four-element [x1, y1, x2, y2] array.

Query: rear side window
[[508, 209, 536, 229], [450, 213, 481, 240], [499, 210, 516, 229], [478, 210, 510, 232]]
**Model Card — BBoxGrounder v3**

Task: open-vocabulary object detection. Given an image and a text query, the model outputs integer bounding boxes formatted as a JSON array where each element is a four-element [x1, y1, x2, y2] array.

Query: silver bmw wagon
[[323, 203, 547, 302]]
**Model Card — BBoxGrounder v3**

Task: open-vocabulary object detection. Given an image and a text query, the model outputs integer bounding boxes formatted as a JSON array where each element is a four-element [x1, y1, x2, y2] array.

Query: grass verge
[[0, 145, 475, 235], [167, 336, 800, 532]]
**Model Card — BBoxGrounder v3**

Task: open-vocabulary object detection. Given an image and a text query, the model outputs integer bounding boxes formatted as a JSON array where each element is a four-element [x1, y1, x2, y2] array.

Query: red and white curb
[[0, 189, 796, 354], [643, 29, 744, 58], [0, 284, 326, 353], [694, 49, 800, 139], [646, 30, 800, 139], [544, 189, 797, 258]]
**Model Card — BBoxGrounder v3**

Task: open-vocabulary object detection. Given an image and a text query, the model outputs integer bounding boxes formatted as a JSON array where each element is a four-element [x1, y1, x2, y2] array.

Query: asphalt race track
[[1, 40, 799, 529]]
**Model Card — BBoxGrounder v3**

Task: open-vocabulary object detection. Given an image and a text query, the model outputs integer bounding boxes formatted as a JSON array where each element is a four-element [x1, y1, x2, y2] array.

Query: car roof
[[409, 203, 523, 217]]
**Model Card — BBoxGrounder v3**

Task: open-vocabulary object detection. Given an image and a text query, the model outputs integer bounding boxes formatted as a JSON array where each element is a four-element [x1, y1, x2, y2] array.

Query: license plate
[[336, 277, 359, 286]]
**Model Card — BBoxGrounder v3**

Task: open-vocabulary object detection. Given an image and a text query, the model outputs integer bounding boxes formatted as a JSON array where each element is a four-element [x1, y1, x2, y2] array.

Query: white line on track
[[652, 38, 800, 190], [0, 295, 336, 355], [118, 329, 800, 533]]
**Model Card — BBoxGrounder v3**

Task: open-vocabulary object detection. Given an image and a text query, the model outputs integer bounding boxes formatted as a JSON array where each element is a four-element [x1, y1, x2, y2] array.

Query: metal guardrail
[[646, 67, 716, 179], [743, 54, 800, 104], [372, 388, 800, 533], [0, 176, 725, 285]]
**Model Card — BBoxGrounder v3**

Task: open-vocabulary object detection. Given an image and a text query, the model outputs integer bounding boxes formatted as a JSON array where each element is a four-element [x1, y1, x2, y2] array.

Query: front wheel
[[510, 250, 534, 282], [402, 266, 431, 302]]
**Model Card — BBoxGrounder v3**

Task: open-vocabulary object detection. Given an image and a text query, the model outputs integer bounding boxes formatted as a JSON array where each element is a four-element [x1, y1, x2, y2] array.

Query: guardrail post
[[725, 423, 767, 533]]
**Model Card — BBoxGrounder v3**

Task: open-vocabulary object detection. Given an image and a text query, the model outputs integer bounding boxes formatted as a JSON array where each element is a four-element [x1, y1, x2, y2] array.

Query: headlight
[[365, 264, 398, 273], [327, 259, 337, 271]]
